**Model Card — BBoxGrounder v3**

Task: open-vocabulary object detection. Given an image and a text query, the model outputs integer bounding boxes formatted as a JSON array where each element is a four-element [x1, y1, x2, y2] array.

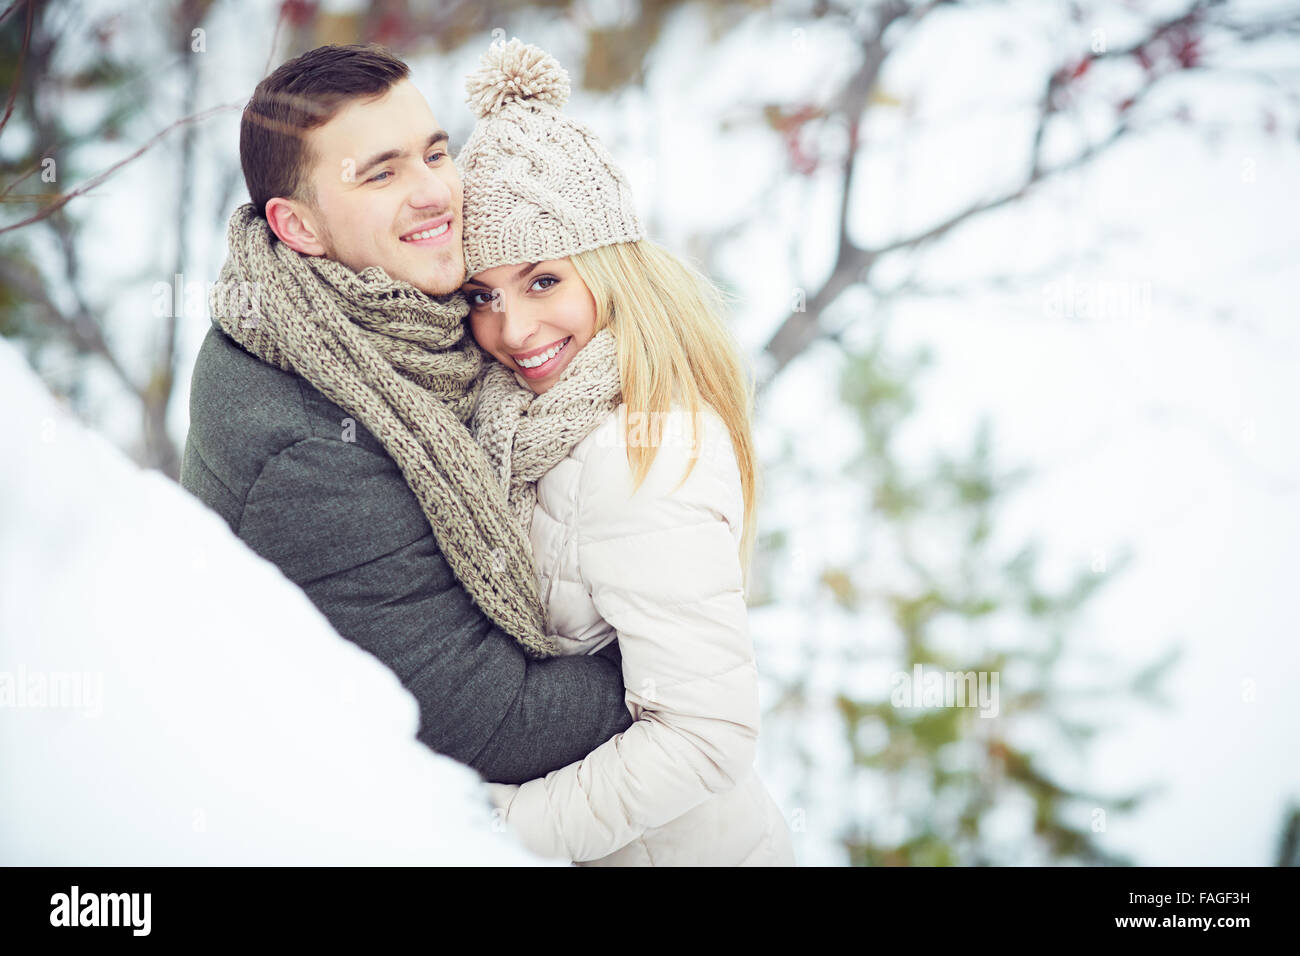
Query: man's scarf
[[209, 203, 558, 658]]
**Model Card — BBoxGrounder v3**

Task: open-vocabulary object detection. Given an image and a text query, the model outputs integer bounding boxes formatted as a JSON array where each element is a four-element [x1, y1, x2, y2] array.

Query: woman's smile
[[512, 336, 572, 377]]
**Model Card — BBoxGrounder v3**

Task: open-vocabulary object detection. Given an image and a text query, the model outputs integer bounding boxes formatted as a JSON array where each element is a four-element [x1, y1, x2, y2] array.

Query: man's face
[[297, 79, 464, 295]]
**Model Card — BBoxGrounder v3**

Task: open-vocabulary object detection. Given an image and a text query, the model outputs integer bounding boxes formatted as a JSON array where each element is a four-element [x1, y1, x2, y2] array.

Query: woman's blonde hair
[[569, 240, 760, 590]]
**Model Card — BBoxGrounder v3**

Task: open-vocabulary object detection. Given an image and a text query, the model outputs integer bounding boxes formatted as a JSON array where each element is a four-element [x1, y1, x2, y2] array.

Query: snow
[[0, 338, 549, 865]]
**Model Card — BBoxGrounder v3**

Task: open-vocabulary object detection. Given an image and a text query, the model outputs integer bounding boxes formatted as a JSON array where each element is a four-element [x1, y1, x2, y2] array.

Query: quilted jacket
[[486, 399, 795, 866]]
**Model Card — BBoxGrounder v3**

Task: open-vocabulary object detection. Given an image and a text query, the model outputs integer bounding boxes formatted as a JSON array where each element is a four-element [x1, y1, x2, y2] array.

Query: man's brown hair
[[240, 43, 411, 217]]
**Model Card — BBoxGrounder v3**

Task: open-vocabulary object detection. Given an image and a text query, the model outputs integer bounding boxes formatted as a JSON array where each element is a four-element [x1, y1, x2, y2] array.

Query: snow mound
[[0, 339, 550, 865]]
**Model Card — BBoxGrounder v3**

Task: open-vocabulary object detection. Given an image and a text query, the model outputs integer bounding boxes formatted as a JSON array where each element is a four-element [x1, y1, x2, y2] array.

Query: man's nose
[[407, 163, 453, 212]]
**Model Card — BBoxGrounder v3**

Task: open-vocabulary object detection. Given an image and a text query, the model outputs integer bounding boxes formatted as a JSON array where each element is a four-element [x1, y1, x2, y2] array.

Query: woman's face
[[463, 258, 598, 395]]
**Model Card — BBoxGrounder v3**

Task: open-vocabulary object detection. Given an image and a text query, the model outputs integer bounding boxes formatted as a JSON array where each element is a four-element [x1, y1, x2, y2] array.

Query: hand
[[485, 781, 521, 814]]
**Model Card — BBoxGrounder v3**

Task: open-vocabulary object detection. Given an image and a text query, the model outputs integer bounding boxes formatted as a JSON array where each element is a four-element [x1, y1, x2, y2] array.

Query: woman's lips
[[513, 337, 572, 379]]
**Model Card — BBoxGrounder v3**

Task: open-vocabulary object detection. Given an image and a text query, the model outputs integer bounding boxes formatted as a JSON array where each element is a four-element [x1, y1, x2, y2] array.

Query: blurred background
[[2, 0, 1298, 866]]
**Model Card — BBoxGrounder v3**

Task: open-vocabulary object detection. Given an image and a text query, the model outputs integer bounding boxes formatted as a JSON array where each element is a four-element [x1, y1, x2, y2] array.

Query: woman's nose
[[499, 299, 539, 351]]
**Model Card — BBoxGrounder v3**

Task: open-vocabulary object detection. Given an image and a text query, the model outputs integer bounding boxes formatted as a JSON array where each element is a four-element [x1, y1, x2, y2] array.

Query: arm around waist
[[230, 434, 633, 783]]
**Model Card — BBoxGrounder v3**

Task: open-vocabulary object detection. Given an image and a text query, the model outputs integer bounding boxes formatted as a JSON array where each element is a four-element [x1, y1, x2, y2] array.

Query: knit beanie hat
[[457, 38, 646, 278]]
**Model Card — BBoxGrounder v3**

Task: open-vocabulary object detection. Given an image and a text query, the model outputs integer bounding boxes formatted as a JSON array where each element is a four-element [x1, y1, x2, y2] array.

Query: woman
[[459, 39, 794, 866]]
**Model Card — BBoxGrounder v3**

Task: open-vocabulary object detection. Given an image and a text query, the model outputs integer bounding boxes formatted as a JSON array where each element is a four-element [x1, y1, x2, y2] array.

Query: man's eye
[[529, 276, 558, 292], [369, 170, 392, 183], [426, 150, 447, 164]]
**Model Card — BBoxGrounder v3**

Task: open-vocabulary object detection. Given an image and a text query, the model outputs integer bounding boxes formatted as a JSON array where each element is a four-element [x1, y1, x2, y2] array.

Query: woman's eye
[[529, 276, 558, 292], [467, 290, 495, 308]]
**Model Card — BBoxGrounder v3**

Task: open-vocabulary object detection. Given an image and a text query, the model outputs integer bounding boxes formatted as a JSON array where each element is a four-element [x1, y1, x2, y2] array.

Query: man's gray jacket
[[179, 323, 633, 784]]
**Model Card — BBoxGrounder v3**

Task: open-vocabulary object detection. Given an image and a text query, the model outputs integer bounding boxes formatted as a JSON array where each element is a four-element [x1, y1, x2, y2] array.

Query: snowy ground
[[0, 338, 549, 865]]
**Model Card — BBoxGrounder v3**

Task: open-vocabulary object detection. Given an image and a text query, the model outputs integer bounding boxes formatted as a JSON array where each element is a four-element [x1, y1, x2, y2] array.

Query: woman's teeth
[[402, 223, 449, 241], [516, 338, 570, 369]]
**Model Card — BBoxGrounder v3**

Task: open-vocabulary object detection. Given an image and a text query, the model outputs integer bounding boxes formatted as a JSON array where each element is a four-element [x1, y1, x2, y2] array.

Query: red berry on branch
[[371, 12, 403, 46], [280, 0, 317, 29]]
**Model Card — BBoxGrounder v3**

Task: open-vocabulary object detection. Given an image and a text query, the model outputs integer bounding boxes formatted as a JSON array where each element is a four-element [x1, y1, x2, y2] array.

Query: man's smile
[[399, 215, 454, 245]]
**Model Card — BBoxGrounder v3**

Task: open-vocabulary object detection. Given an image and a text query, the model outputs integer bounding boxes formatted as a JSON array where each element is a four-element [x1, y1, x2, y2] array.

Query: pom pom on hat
[[458, 38, 645, 277], [466, 38, 571, 119]]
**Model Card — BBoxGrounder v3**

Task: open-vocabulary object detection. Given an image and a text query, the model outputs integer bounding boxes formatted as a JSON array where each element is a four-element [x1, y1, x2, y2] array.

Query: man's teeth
[[401, 223, 450, 241], [517, 339, 569, 369]]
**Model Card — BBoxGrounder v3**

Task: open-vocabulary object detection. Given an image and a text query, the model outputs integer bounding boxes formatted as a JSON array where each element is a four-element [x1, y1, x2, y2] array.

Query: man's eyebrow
[[356, 130, 450, 179]]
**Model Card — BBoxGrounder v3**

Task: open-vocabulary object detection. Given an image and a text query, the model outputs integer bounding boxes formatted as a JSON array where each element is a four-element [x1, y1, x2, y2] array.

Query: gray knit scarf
[[471, 326, 623, 578], [209, 203, 557, 658]]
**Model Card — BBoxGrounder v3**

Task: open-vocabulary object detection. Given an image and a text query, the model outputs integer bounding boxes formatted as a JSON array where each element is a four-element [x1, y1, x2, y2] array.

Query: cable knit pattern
[[209, 203, 558, 658], [457, 38, 645, 277]]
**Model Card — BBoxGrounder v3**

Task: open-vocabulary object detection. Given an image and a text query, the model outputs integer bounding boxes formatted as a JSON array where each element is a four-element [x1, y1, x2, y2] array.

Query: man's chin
[[321, 242, 463, 297], [407, 273, 464, 298], [384, 243, 460, 297], [401, 260, 466, 298]]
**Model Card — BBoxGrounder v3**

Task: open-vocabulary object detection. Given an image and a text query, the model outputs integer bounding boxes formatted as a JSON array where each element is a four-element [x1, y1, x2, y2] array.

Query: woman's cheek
[[562, 289, 597, 339]]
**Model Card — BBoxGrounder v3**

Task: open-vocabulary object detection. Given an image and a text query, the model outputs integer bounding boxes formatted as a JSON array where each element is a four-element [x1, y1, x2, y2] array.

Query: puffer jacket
[[485, 399, 796, 866]]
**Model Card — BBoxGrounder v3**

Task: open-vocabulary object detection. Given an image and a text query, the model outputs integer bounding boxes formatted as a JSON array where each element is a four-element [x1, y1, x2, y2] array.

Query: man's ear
[[265, 197, 328, 256]]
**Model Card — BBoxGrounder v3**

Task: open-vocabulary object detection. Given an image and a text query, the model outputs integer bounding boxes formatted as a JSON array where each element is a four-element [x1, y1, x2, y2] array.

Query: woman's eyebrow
[[463, 262, 541, 291]]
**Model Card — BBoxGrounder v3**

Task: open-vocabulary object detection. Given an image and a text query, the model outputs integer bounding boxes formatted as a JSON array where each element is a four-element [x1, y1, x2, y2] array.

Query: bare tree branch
[[0, 255, 142, 398], [263, 1, 287, 79], [0, 0, 26, 27], [754, 0, 1295, 394], [0, 157, 44, 200], [0, 0, 280, 474], [0, 101, 240, 237], [0, 0, 33, 139]]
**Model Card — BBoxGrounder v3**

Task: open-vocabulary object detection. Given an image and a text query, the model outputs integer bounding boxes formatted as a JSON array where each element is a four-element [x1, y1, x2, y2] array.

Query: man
[[180, 44, 633, 784]]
